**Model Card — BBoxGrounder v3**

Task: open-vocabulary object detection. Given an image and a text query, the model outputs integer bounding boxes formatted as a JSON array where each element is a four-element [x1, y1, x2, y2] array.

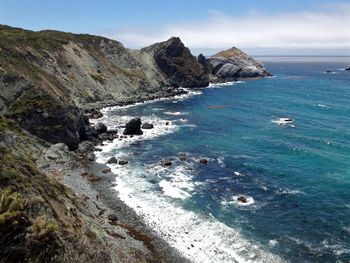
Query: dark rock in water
[[325, 70, 333, 73], [178, 154, 187, 161], [165, 121, 169, 126], [199, 158, 208, 164], [107, 213, 118, 222], [345, 67, 350, 71], [142, 123, 154, 129], [123, 117, 143, 135], [118, 160, 128, 165], [160, 159, 172, 166], [95, 122, 107, 134], [237, 196, 247, 203], [106, 129, 118, 134], [107, 157, 118, 164]]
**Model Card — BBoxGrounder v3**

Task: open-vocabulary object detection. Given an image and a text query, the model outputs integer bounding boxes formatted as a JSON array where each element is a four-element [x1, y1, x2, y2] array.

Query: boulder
[[95, 122, 107, 134], [123, 117, 143, 135], [85, 126, 99, 140], [160, 159, 172, 166], [237, 196, 247, 203], [107, 157, 118, 164], [118, 160, 128, 165], [345, 67, 350, 71], [199, 158, 208, 164], [141, 123, 154, 129]]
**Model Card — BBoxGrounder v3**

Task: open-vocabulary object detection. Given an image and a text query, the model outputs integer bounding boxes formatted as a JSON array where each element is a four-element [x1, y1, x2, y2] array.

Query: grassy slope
[[0, 117, 112, 263]]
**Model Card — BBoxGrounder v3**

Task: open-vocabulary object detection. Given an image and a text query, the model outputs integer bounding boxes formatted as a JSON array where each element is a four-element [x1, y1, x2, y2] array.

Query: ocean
[[94, 57, 350, 263]]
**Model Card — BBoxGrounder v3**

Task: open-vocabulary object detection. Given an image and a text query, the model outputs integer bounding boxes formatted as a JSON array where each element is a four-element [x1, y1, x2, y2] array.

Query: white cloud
[[100, 3, 350, 52]]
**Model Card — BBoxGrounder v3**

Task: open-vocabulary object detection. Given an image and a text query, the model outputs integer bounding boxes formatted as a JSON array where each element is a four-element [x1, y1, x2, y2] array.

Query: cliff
[[0, 24, 271, 263], [0, 25, 208, 151], [142, 37, 209, 88]]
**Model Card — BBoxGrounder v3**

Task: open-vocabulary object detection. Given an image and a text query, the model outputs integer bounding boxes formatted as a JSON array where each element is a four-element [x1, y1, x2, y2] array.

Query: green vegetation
[[5, 89, 56, 117], [30, 216, 59, 239], [0, 189, 24, 224]]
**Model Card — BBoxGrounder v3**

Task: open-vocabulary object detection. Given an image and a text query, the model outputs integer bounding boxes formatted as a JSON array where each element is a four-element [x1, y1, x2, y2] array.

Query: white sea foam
[[106, 166, 284, 263], [208, 80, 245, 88], [232, 195, 255, 206], [164, 111, 188, 116], [94, 95, 285, 263], [233, 171, 245, 177], [217, 156, 226, 167], [288, 236, 350, 257], [277, 189, 305, 195], [268, 240, 279, 247], [159, 179, 191, 199], [99, 88, 201, 113]]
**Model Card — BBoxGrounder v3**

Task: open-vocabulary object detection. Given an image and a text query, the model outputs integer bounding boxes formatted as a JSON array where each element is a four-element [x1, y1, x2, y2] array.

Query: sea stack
[[206, 47, 271, 82]]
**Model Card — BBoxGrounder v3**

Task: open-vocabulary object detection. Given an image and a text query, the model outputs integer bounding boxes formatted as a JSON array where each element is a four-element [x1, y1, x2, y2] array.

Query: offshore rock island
[[0, 25, 270, 262]]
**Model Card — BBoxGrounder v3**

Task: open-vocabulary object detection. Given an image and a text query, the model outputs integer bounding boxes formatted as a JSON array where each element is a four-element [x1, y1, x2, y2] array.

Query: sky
[[0, 0, 350, 55]]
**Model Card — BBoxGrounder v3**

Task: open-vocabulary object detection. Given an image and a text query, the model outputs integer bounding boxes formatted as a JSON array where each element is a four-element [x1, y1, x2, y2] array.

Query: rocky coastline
[[0, 24, 271, 262]]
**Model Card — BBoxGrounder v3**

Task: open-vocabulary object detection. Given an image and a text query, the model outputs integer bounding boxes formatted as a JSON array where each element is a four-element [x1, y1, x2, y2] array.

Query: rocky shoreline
[[40, 140, 189, 263], [43, 91, 199, 263], [0, 24, 272, 262]]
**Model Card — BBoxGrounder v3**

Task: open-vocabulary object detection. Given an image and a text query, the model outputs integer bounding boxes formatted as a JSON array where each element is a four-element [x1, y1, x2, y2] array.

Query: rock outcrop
[[123, 118, 143, 135], [205, 47, 271, 82], [142, 37, 209, 88], [0, 26, 208, 150], [0, 24, 272, 263]]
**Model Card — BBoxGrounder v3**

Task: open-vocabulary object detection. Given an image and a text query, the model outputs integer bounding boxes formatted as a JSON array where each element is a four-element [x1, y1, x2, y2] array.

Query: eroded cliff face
[[0, 26, 271, 151], [142, 37, 210, 88], [0, 26, 204, 150]]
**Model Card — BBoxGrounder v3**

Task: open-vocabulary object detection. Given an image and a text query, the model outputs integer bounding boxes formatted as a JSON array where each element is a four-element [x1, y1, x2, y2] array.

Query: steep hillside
[[0, 117, 112, 262], [142, 37, 209, 88], [0, 25, 272, 262], [0, 25, 208, 150]]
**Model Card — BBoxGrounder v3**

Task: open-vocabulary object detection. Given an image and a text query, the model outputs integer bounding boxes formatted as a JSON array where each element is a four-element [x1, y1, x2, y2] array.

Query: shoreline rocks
[[107, 157, 118, 164], [95, 122, 107, 134], [160, 159, 172, 167], [123, 118, 143, 135], [141, 123, 154, 129]]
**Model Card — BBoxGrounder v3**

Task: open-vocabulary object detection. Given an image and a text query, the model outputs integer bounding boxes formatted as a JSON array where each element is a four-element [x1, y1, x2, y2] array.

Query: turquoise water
[[97, 57, 350, 262]]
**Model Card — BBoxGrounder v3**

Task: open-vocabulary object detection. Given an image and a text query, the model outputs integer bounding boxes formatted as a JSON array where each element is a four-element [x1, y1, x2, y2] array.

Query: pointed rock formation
[[142, 37, 209, 88]]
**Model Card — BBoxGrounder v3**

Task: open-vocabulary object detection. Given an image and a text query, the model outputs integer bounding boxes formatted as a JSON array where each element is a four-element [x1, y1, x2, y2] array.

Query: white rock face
[[208, 47, 271, 81]]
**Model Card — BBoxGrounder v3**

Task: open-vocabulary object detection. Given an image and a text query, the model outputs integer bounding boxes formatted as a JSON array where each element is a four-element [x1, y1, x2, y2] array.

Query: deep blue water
[[97, 57, 350, 263]]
